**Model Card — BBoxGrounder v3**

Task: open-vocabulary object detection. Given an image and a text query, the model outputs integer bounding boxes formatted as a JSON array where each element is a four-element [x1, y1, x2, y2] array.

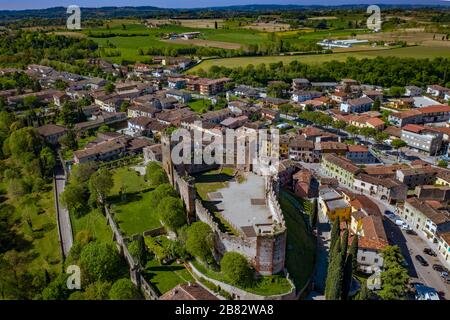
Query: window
[[361, 256, 366, 261], [374, 258, 379, 263]]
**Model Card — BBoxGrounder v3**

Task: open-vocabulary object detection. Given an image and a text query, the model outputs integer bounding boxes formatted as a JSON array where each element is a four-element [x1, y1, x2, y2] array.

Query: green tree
[[220, 252, 254, 287], [342, 235, 358, 300], [128, 234, 148, 267], [332, 120, 347, 130], [80, 241, 122, 283], [349, 235, 359, 274], [391, 139, 407, 150], [325, 238, 343, 300], [355, 281, 371, 300], [39, 146, 56, 177], [157, 197, 186, 232], [378, 245, 409, 300], [330, 216, 341, 255], [89, 168, 113, 206], [42, 274, 71, 300], [109, 279, 140, 300], [267, 82, 290, 98], [437, 160, 448, 168], [83, 280, 112, 300], [61, 183, 89, 217], [371, 98, 381, 111], [389, 86, 405, 97], [309, 198, 318, 229], [374, 132, 389, 144], [104, 82, 115, 94], [148, 183, 177, 208], [341, 229, 349, 260], [71, 161, 97, 184], [186, 222, 214, 263], [58, 130, 78, 151], [146, 162, 168, 186]]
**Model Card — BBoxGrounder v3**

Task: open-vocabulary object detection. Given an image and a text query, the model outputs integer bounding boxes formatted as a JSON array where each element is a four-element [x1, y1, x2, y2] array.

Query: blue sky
[[0, 0, 449, 10]]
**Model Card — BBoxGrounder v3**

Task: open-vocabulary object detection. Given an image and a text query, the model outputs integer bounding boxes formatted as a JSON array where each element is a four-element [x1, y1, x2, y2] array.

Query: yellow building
[[318, 187, 352, 222], [436, 172, 450, 187]]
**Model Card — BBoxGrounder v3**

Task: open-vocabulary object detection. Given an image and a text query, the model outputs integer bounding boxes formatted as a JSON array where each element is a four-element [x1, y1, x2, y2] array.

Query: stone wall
[[172, 168, 196, 218], [189, 262, 296, 300], [104, 206, 160, 300]]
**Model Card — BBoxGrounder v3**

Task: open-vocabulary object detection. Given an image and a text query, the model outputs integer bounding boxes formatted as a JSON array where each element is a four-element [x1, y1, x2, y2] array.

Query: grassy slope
[[279, 190, 316, 291], [12, 188, 62, 274], [144, 259, 194, 295]]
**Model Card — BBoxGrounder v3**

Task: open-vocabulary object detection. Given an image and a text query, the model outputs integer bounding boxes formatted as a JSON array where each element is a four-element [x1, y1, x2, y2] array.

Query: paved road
[[55, 165, 73, 257]]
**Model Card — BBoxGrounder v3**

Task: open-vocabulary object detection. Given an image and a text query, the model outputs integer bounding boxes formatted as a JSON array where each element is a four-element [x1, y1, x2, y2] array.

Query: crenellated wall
[[161, 132, 288, 278]]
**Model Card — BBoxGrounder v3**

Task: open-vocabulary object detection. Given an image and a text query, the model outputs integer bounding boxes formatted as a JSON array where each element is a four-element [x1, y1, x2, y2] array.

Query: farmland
[[189, 45, 450, 71]]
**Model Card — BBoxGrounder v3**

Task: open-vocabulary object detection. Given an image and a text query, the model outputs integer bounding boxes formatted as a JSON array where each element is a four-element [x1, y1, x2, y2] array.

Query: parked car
[[433, 264, 448, 273], [406, 229, 417, 236], [415, 255, 429, 267], [440, 271, 449, 279], [401, 224, 411, 231], [423, 248, 437, 257]]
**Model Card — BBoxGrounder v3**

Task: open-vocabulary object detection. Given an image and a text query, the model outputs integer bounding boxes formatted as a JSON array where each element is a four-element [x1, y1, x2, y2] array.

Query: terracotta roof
[[364, 164, 408, 177], [437, 171, 450, 183], [350, 194, 382, 216], [159, 283, 219, 300], [403, 124, 426, 134], [366, 117, 385, 127], [289, 138, 314, 149], [391, 109, 421, 119], [347, 145, 368, 153], [418, 105, 450, 114], [384, 126, 402, 137], [323, 154, 361, 174], [129, 116, 153, 127], [357, 215, 389, 251], [439, 232, 450, 245], [36, 124, 66, 137], [406, 197, 450, 225]]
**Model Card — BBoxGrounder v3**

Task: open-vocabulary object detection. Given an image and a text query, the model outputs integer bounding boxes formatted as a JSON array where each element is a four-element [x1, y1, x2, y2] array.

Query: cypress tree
[[341, 255, 353, 300], [356, 281, 370, 300], [349, 234, 359, 274], [341, 228, 349, 260], [330, 216, 341, 257], [325, 238, 343, 300], [309, 198, 318, 229]]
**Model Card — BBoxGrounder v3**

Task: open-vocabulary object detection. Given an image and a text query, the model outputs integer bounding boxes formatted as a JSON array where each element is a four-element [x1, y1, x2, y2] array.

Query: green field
[[190, 45, 450, 71], [70, 208, 113, 244], [144, 259, 194, 295], [109, 167, 148, 197], [112, 190, 162, 237], [10, 188, 62, 274]]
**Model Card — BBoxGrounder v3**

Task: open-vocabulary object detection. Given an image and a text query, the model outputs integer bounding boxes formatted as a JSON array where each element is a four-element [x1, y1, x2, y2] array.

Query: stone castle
[[161, 132, 288, 276]]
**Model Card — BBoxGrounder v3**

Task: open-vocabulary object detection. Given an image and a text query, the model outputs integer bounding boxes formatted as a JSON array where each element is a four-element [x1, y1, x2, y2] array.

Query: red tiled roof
[[418, 105, 450, 114], [403, 124, 426, 134], [347, 145, 368, 153], [159, 283, 219, 300]]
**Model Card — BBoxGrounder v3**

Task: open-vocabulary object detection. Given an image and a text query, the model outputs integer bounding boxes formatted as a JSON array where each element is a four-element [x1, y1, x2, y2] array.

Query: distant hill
[[0, 3, 449, 22]]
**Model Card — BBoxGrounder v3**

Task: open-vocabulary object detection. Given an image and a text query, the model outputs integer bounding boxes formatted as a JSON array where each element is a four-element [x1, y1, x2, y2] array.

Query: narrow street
[[312, 205, 331, 295], [54, 164, 73, 258]]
